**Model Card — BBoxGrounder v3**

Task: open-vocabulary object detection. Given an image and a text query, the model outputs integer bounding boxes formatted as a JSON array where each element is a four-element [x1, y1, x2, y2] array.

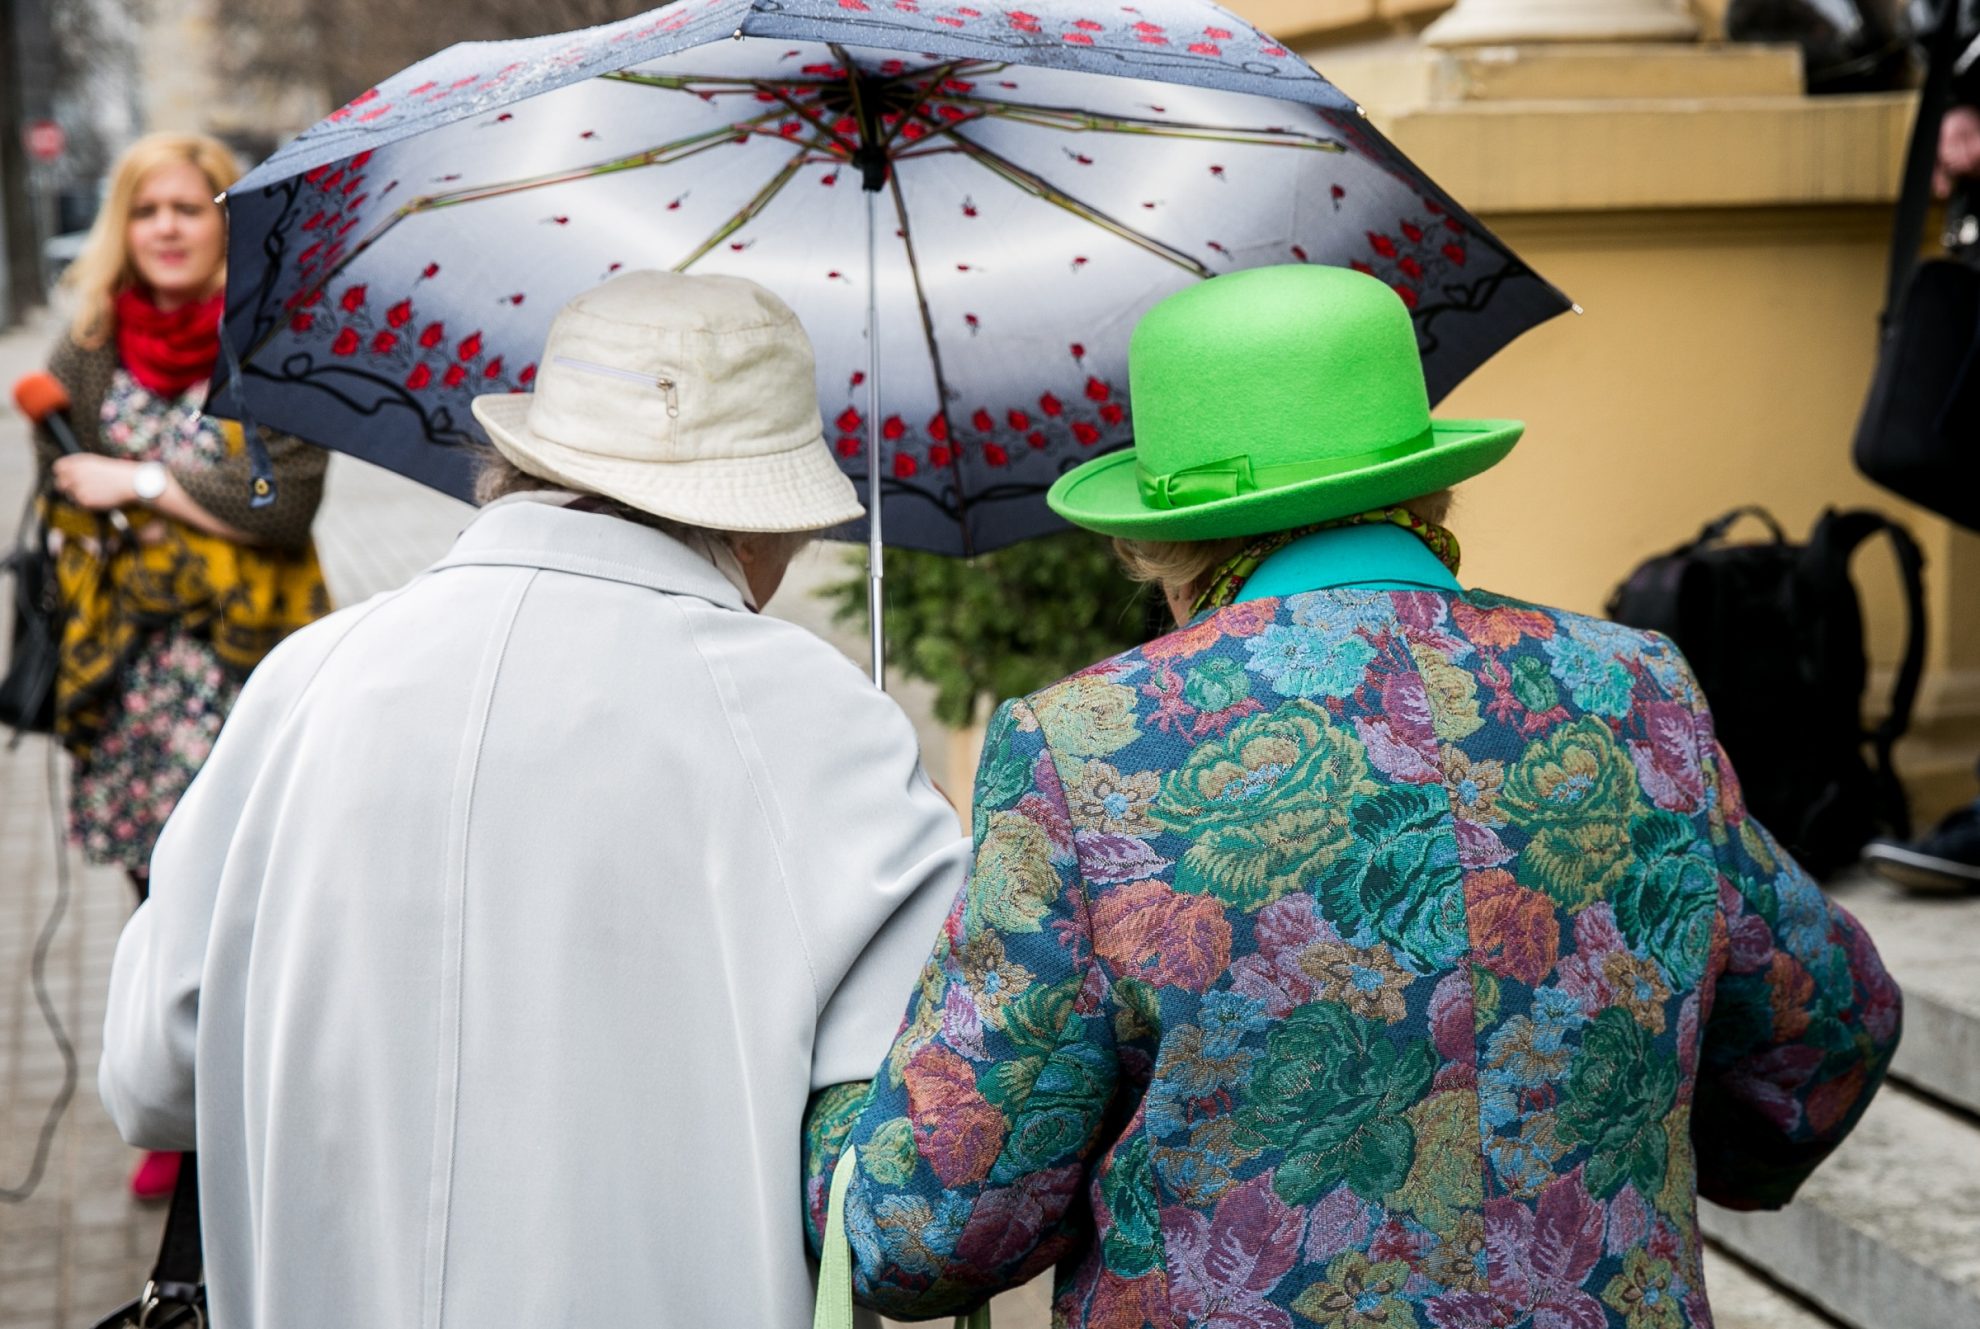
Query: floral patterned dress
[[67, 370, 242, 871], [803, 584, 1902, 1329]]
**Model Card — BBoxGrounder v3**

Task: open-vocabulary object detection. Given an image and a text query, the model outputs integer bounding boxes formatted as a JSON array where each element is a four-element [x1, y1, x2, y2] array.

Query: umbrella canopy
[[215, 0, 1570, 555]]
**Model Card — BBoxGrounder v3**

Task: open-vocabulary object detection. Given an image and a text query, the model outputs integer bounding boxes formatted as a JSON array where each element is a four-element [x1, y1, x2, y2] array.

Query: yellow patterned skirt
[[46, 498, 331, 762]]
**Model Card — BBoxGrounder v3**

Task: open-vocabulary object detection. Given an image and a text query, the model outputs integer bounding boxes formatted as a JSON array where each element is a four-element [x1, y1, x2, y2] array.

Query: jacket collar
[[1236, 521, 1461, 602], [429, 499, 748, 610]]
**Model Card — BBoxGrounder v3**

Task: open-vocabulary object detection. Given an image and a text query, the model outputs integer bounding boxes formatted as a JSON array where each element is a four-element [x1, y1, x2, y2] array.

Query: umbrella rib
[[671, 147, 813, 271], [419, 116, 786, 208], [940, 98, 1345, 153], [886, 171, 972, 549], [603, 70, 807, 90], [879, 63, 965, 150], [938, 131, 1214, 278]]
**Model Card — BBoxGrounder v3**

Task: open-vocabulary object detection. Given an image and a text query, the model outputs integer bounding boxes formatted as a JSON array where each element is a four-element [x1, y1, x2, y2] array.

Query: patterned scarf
[[114, 286, 224, 398], [1191, 506, 1462, 617]]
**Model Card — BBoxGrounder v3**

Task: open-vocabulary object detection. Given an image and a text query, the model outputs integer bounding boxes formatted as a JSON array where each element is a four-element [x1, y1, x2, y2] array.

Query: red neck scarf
[[114, 286, 225, 398]]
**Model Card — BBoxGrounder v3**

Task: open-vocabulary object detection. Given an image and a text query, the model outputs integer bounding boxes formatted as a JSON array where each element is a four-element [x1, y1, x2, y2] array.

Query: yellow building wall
[[1301, 41, 1980, 816], [1447, 207, 1931, 652]]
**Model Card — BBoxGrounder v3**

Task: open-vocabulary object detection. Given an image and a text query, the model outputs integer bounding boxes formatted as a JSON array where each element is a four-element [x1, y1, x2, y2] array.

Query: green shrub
[[823, 533, 1155, 727]]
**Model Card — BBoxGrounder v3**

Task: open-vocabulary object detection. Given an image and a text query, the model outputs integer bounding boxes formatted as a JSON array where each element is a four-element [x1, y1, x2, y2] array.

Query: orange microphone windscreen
[[12, 372, 73, 425]]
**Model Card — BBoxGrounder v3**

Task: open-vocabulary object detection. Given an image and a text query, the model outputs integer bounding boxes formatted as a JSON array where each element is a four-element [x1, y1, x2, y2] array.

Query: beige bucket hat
[[471, 270, 865, 532]]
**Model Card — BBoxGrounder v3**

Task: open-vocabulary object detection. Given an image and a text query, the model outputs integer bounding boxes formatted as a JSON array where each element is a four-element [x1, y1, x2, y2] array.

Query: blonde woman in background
[[30, 132, 330, 1199]]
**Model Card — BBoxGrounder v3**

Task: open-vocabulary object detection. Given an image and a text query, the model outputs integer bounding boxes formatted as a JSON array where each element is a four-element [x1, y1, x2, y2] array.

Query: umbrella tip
[[1571, 303, 1585, 316], [1355, 104, 1368, 118], [732, 26, 744, 39]]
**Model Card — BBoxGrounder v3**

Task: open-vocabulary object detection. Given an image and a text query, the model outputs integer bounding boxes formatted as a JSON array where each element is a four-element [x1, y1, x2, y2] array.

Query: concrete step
[[1700, 1083, 1980, 1329], [1702, 868, 1980, 1329], [1704, 1245, 1845, 1329], [1826, 869, 1980, 1118]]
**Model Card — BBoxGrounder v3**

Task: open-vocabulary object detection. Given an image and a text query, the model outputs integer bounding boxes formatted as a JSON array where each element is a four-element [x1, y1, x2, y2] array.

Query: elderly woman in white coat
[[99, 271, 968, 1327]]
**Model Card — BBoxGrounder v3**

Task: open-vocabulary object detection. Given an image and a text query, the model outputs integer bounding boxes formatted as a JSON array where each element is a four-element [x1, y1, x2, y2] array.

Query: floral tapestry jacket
[[804, 587, 1901, 1329]]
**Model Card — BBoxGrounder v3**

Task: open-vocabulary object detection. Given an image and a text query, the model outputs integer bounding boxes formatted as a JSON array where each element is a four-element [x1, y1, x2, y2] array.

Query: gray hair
[[473, 452, 817, 566]]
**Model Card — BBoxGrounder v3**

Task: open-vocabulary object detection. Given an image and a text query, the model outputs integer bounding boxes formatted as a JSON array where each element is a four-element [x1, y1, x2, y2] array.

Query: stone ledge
[[1424, 0, 1699, 48], [1699, 1086, 1980, 1329], [1226, 0, 1453, 45], [1427, 42, 1804, 102], [1377, 91, 1914, 214], [1703, 1245, 1848, 1328]]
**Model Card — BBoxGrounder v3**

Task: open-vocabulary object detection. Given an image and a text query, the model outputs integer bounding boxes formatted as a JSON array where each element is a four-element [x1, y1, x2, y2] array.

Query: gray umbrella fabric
[[213, 0, 1571, 557]]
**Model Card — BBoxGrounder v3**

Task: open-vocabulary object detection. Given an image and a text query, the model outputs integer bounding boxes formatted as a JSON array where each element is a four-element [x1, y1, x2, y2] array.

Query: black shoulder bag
[[91, 1156, 205, 1329], [1853, 0, 1980, 531], [0, 489, 61, 740]]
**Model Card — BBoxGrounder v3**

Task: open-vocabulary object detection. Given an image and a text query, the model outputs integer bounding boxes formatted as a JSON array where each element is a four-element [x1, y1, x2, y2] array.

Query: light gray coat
[[100, 500, 968, 1327]]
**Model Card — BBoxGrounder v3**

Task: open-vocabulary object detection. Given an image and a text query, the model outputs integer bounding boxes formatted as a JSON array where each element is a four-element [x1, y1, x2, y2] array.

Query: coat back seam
[[423, 568, 536, 1329]]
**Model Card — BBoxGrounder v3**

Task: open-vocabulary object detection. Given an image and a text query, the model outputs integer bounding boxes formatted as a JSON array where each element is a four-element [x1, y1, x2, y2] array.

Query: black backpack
[[1606, 506, 1926, 878]]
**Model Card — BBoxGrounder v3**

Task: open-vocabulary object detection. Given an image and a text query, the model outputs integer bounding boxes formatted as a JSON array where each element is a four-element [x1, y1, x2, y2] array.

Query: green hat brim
[[1046, 418, 1524, 541]]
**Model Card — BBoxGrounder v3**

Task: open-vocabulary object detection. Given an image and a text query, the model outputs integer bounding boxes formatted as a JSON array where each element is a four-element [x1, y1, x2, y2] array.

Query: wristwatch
[[131, 461, 169, 503]]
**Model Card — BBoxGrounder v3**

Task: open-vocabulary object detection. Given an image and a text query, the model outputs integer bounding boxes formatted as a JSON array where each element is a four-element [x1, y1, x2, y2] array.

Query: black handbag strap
[[151, 1154, 204, 1305], [1693, 505, 1788, 549], [6, 482, 42, 566], [1885, 0, 1971, 318], [1818, 509, 1930, 837]]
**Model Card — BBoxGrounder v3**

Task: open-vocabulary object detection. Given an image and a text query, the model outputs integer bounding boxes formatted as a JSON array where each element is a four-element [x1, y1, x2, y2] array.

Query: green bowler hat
[[1047, 265, 1523, 541]]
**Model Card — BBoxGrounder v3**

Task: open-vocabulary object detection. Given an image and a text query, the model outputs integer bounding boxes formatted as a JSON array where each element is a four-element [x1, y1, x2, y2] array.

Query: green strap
[[814, 1146, 992, 1329]]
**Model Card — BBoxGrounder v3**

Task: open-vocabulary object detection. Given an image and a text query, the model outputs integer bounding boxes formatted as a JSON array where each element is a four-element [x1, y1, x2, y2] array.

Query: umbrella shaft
[[866, 185, 886, 689]]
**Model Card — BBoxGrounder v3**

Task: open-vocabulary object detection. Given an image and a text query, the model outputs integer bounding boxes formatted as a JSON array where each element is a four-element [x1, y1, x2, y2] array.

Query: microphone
[[12, 372, 83, 456], [13, 371, 132, 535]]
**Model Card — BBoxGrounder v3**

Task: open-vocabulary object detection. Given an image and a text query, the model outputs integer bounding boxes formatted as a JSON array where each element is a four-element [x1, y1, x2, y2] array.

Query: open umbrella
[[214, 0, 1570, 677]]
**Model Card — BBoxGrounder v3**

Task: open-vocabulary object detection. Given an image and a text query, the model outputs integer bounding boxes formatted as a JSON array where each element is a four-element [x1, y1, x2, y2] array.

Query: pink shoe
[[130, 1150, 181, 1202]]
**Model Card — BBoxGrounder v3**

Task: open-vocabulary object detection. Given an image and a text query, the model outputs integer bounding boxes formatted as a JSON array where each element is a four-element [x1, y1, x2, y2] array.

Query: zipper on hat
[[551, 355, 680, 417]]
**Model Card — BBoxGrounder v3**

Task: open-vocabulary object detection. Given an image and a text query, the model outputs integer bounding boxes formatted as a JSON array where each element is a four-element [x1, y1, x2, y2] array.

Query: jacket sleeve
[[98, 623, 324, 1148], [801, 697, 1120, 1319], [723, 624, 972, 1094], [32, 335, 85, 478], [1685, 682, 1903, 1210], [175, 423, 328, 550], [39, 331, 326, 547], [1954, 27, 1980, 111]]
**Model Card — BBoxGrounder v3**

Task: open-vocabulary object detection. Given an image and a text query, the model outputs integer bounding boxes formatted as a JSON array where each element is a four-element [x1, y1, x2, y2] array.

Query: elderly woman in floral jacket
[[803, 265, 1901, 1329]]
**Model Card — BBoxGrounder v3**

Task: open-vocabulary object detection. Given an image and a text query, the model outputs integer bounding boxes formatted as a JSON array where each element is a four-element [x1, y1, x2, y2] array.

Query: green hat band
[[1137, 427, 1435, 511]]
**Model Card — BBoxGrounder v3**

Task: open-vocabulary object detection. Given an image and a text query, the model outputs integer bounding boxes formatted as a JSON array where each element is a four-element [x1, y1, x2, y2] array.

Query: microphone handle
[[39, 409, 134, 537], [39, 409, 83, 457]]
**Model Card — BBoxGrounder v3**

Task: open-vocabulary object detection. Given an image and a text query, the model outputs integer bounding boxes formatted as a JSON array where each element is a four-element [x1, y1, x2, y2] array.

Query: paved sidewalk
[[0, 310, 1834, 1328], [0, 311, 475, 1324], [0, 311, 158, 1328]]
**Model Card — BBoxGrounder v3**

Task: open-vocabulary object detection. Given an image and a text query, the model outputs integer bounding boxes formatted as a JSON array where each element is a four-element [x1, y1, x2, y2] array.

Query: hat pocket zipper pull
[[550, 355, 680, 416]]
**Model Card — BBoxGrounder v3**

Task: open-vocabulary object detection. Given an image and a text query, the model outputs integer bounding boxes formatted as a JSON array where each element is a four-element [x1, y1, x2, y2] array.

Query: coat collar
[[429, 499, 748, 610]]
